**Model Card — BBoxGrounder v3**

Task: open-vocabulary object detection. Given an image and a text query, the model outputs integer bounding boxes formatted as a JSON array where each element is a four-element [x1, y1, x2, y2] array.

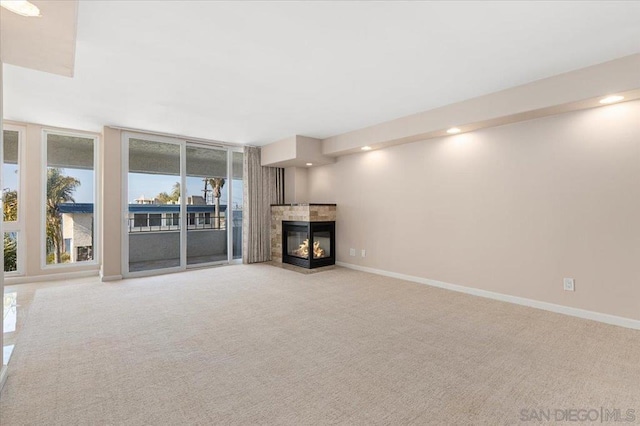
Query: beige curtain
[[243, 146, 284, 263]]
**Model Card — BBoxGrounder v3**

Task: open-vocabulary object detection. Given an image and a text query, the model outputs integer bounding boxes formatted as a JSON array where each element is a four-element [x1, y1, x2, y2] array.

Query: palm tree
[[208, 178, 225, 228], [171, 182, 180, 201], [155, 182, 180, 204], [46, 168, 80, 264]]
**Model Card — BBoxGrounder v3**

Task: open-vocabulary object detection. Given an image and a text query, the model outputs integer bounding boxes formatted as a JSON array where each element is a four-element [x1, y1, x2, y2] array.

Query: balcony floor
[[129, 254, 229, 273]]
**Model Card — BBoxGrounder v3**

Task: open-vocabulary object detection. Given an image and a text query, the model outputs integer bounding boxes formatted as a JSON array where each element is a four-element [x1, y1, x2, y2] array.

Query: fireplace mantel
[[271, 204, 337, 263]]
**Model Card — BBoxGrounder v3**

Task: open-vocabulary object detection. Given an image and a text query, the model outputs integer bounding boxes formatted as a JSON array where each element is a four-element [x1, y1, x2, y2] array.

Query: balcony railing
[[128, 217, 227, 233]]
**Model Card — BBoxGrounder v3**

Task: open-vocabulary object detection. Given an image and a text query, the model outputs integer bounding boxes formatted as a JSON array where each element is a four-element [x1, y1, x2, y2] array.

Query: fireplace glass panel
[[312, 231, 331, 259], [287, 229, 309, 259]]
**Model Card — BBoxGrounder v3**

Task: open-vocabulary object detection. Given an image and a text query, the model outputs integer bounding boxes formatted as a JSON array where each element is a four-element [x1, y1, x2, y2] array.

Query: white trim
[[100, 273, 122, 282], [0, 365, 7, 392], [4, 269, 99, 285], [121, 132, 129, 277], [336, 262, 640, 331], [180, 142, 187, 269], [1, 58, 5, 389], [226, 148, 233, 262], [94, 131, 101, 267], [2, 123, 27, 275]]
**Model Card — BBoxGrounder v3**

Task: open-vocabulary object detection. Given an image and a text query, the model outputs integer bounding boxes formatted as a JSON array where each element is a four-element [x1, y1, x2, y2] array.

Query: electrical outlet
[[361, 249, 366, 258], [563, 278, 575, 292], [349, 248, 356, 256]]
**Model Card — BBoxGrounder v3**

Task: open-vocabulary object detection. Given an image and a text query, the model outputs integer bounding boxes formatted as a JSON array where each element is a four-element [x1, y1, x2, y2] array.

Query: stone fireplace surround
[[271, 204, 337, 263]]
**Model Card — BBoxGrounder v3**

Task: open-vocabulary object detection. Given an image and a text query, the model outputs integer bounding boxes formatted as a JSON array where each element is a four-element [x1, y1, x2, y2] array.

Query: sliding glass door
[[123, 133, 242, 277], [127, 137, 182, 273], [185, 145, 227, 266]]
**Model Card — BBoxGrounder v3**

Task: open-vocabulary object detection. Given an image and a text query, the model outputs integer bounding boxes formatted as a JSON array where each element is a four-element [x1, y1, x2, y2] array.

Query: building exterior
[[127, 204, 226, 232], [60, 203, 94, 262], [58, 202, 241, 264]]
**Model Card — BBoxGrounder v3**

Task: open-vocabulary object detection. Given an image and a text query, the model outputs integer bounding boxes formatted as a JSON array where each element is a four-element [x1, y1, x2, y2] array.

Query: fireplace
[[282, 221, 335, 269]]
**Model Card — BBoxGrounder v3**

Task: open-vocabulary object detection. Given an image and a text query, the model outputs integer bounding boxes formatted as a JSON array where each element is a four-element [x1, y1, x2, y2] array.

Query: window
[[77, 246, 92, 262], [3, 130, 19, 222], [45, 132, 97, 266], [196, 212, 211, 226], [149, 214, 162, 227], [133, 214, 148, 228], [4, 232, 18, 273], [3, 127, 24, 274], [124, 133, 243, 275], [127, 137, 181, 272], [232, 151, 243, 260]]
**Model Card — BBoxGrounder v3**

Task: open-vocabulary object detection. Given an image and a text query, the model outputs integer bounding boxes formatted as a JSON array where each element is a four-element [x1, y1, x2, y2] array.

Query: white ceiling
[[0, 1, 78, 77], [3, 1, 640, 145]]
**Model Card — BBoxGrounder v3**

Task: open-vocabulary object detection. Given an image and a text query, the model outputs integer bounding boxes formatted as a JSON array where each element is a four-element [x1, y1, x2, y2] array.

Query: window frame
[[41, 129, 100, 270], [3, 123, 26, 276]]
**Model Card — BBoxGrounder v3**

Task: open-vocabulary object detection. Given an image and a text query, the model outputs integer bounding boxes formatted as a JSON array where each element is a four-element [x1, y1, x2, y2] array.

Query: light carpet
[[1, 264, 639, 425]]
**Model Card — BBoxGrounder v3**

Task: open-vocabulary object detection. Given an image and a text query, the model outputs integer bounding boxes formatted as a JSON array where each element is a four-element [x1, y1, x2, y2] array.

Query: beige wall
[[100, 126, 122, 279], [261, 136, 297, 166], [308, 101, 640, 320], [284, 167, 309, 204]]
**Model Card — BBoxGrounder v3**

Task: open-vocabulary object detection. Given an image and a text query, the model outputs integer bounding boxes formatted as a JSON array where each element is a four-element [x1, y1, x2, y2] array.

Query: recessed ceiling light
[[361, 146, 372, 151], [306, 163, 313, 166], [447, 127, 461, 134], [599, 95, 624, 104], [0, 0, 42, 17]]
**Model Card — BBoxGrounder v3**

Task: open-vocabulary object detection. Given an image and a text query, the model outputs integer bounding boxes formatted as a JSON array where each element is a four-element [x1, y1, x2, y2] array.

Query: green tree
[[156, 192, 173, 204], [3, 189, 18, 272], [46, 168, 80, 264], [156, 182, 180, 204], [4, 233, 17, 272], [3, 189, 18, 222]]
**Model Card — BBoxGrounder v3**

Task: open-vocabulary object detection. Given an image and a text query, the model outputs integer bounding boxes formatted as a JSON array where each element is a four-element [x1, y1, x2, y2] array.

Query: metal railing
[[128, 216, 227, 233]]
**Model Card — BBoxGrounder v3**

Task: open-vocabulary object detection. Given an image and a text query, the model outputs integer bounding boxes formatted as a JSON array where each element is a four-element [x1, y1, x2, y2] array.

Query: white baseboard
[[100, 273, 123, 282], [336, 262, 640, 331], [0, 365, 7, 393], [4, 270, 99, 285]]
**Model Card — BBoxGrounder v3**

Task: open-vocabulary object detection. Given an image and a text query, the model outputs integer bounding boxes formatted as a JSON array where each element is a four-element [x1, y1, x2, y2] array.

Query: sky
[[3, 164, 19, 194], [3, 167, 243, 209], [129, 173, 243, 208], [4, 166, 95, 204]]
